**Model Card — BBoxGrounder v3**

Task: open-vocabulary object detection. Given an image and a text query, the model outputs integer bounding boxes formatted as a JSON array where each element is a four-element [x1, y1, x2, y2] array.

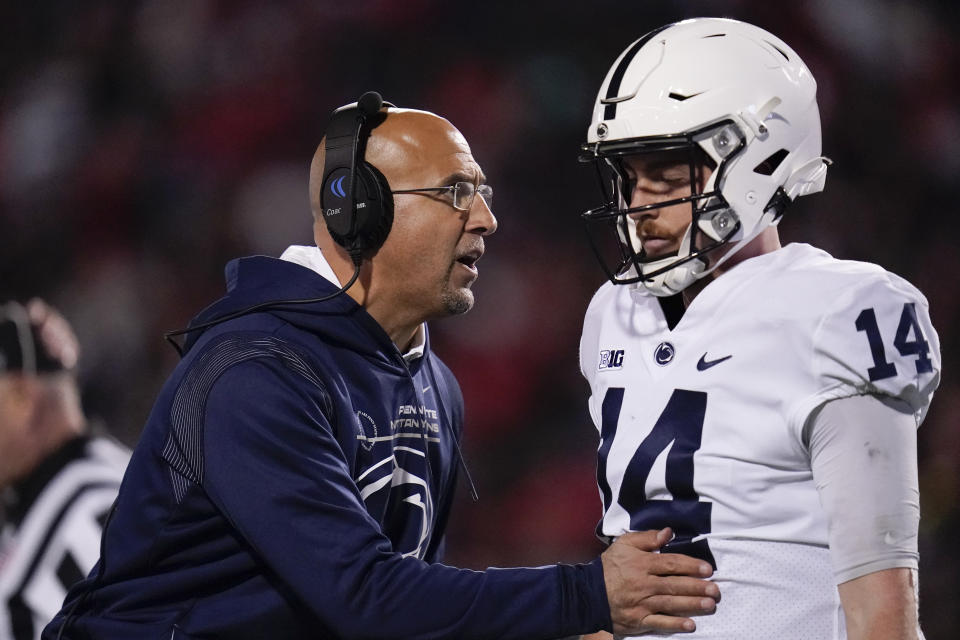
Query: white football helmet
[[580, 18, 830, 295]]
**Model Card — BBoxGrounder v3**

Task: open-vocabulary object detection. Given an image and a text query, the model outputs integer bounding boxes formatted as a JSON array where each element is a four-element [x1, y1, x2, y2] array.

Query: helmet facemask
[[580, 120, 747, 294]]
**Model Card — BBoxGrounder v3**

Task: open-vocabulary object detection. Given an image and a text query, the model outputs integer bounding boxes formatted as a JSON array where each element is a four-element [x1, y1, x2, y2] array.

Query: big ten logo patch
[[599, 349, 625, 371]]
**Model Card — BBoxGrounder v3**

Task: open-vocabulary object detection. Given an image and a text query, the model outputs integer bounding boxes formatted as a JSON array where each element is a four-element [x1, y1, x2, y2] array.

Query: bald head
[[309, 108, 474, 222]]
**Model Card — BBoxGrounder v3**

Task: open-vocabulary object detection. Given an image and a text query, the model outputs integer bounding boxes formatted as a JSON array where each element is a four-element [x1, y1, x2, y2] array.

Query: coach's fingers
[[637, 613, 698, 633], [656, 575, 721, 600], [648, 552, 714, 578], [642, 594, 718, 617], [614, 528, 673, 552]]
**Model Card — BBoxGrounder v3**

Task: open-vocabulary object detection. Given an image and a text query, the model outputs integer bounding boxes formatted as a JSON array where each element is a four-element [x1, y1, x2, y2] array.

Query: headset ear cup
[[354, 163, 394, 254]]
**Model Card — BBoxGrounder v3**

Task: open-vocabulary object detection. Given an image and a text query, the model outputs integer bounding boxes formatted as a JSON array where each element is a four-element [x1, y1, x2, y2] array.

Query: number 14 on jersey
[[598, 387, 716, 567]]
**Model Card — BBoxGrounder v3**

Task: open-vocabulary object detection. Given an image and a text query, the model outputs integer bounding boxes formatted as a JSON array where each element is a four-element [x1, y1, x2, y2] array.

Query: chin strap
[[663, 259, 706, 293], [635, 222, 708, 297]]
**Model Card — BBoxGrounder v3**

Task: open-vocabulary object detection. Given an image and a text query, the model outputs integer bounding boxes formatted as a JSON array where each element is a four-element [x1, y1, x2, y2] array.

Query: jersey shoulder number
[[812, 271, 940, 421]]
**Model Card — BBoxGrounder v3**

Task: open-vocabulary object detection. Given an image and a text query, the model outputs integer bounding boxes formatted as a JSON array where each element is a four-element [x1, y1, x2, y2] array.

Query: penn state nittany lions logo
[[354, 404, 440, 559], [654, 341, 676, 366]]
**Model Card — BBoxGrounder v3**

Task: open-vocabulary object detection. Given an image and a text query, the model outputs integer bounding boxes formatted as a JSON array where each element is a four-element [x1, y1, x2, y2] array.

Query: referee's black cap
[[0, 301, 66, 375]]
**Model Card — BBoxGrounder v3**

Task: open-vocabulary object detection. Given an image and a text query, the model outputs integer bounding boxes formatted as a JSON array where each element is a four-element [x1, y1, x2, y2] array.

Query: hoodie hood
[[182, 256, 416, 371]]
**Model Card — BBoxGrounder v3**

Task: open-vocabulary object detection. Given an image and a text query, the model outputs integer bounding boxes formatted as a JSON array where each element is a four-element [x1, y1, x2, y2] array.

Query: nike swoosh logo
[[697, 353, 732, 371], [422, 386, 431, 393]]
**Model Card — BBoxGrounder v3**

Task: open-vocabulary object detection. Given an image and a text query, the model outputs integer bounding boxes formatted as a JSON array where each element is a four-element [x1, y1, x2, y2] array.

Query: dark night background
[[1, 0, 957, 634]]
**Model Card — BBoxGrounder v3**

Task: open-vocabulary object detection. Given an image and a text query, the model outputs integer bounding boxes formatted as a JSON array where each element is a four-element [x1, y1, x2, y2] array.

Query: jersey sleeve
[[793, 272, 941, 431], [808, 394, 920, 583], [201, 357, 611, 639]]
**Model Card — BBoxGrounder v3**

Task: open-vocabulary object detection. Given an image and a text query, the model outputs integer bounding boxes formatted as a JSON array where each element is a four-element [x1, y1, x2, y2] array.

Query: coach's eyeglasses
[[392, 181, 493, 212]]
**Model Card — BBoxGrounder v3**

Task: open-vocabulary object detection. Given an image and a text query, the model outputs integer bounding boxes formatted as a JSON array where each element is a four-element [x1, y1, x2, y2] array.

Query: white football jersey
[[579, 243, 940, 639]]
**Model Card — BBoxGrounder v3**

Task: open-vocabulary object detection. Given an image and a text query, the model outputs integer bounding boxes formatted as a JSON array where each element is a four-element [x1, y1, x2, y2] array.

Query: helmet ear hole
[[753, 149, 789, 176]]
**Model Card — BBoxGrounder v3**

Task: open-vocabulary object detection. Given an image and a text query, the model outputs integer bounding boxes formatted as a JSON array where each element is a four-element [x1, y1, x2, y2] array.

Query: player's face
[[623, 150, 712, 260], [369, 112, 497, 320]]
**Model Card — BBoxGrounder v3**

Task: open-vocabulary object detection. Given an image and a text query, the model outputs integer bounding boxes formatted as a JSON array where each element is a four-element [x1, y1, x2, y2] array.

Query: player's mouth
[[640, 235, 676, 257]]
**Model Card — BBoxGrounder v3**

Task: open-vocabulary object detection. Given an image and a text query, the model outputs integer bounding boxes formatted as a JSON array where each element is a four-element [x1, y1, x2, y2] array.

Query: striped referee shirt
[[0, 436, 128, 640]]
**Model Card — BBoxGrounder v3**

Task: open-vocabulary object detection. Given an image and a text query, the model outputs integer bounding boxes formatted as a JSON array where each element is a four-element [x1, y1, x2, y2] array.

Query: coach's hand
[[600, 528, 719, 635]]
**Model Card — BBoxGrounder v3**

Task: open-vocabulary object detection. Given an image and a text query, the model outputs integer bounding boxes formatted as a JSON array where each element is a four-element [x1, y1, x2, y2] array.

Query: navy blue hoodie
[[44, 256, 610, 639]]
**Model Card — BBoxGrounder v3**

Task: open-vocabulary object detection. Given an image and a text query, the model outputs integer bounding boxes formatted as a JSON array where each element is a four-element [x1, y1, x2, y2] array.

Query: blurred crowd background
[[1, 0, 957, 633]]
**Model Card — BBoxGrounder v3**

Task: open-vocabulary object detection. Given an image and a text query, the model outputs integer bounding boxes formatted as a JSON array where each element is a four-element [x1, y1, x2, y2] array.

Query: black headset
[[320, 91, 396, 263]]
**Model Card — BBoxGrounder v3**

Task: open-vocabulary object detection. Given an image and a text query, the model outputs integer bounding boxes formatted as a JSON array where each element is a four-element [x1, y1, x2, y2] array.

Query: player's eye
[[659, 167, 690, 185]]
